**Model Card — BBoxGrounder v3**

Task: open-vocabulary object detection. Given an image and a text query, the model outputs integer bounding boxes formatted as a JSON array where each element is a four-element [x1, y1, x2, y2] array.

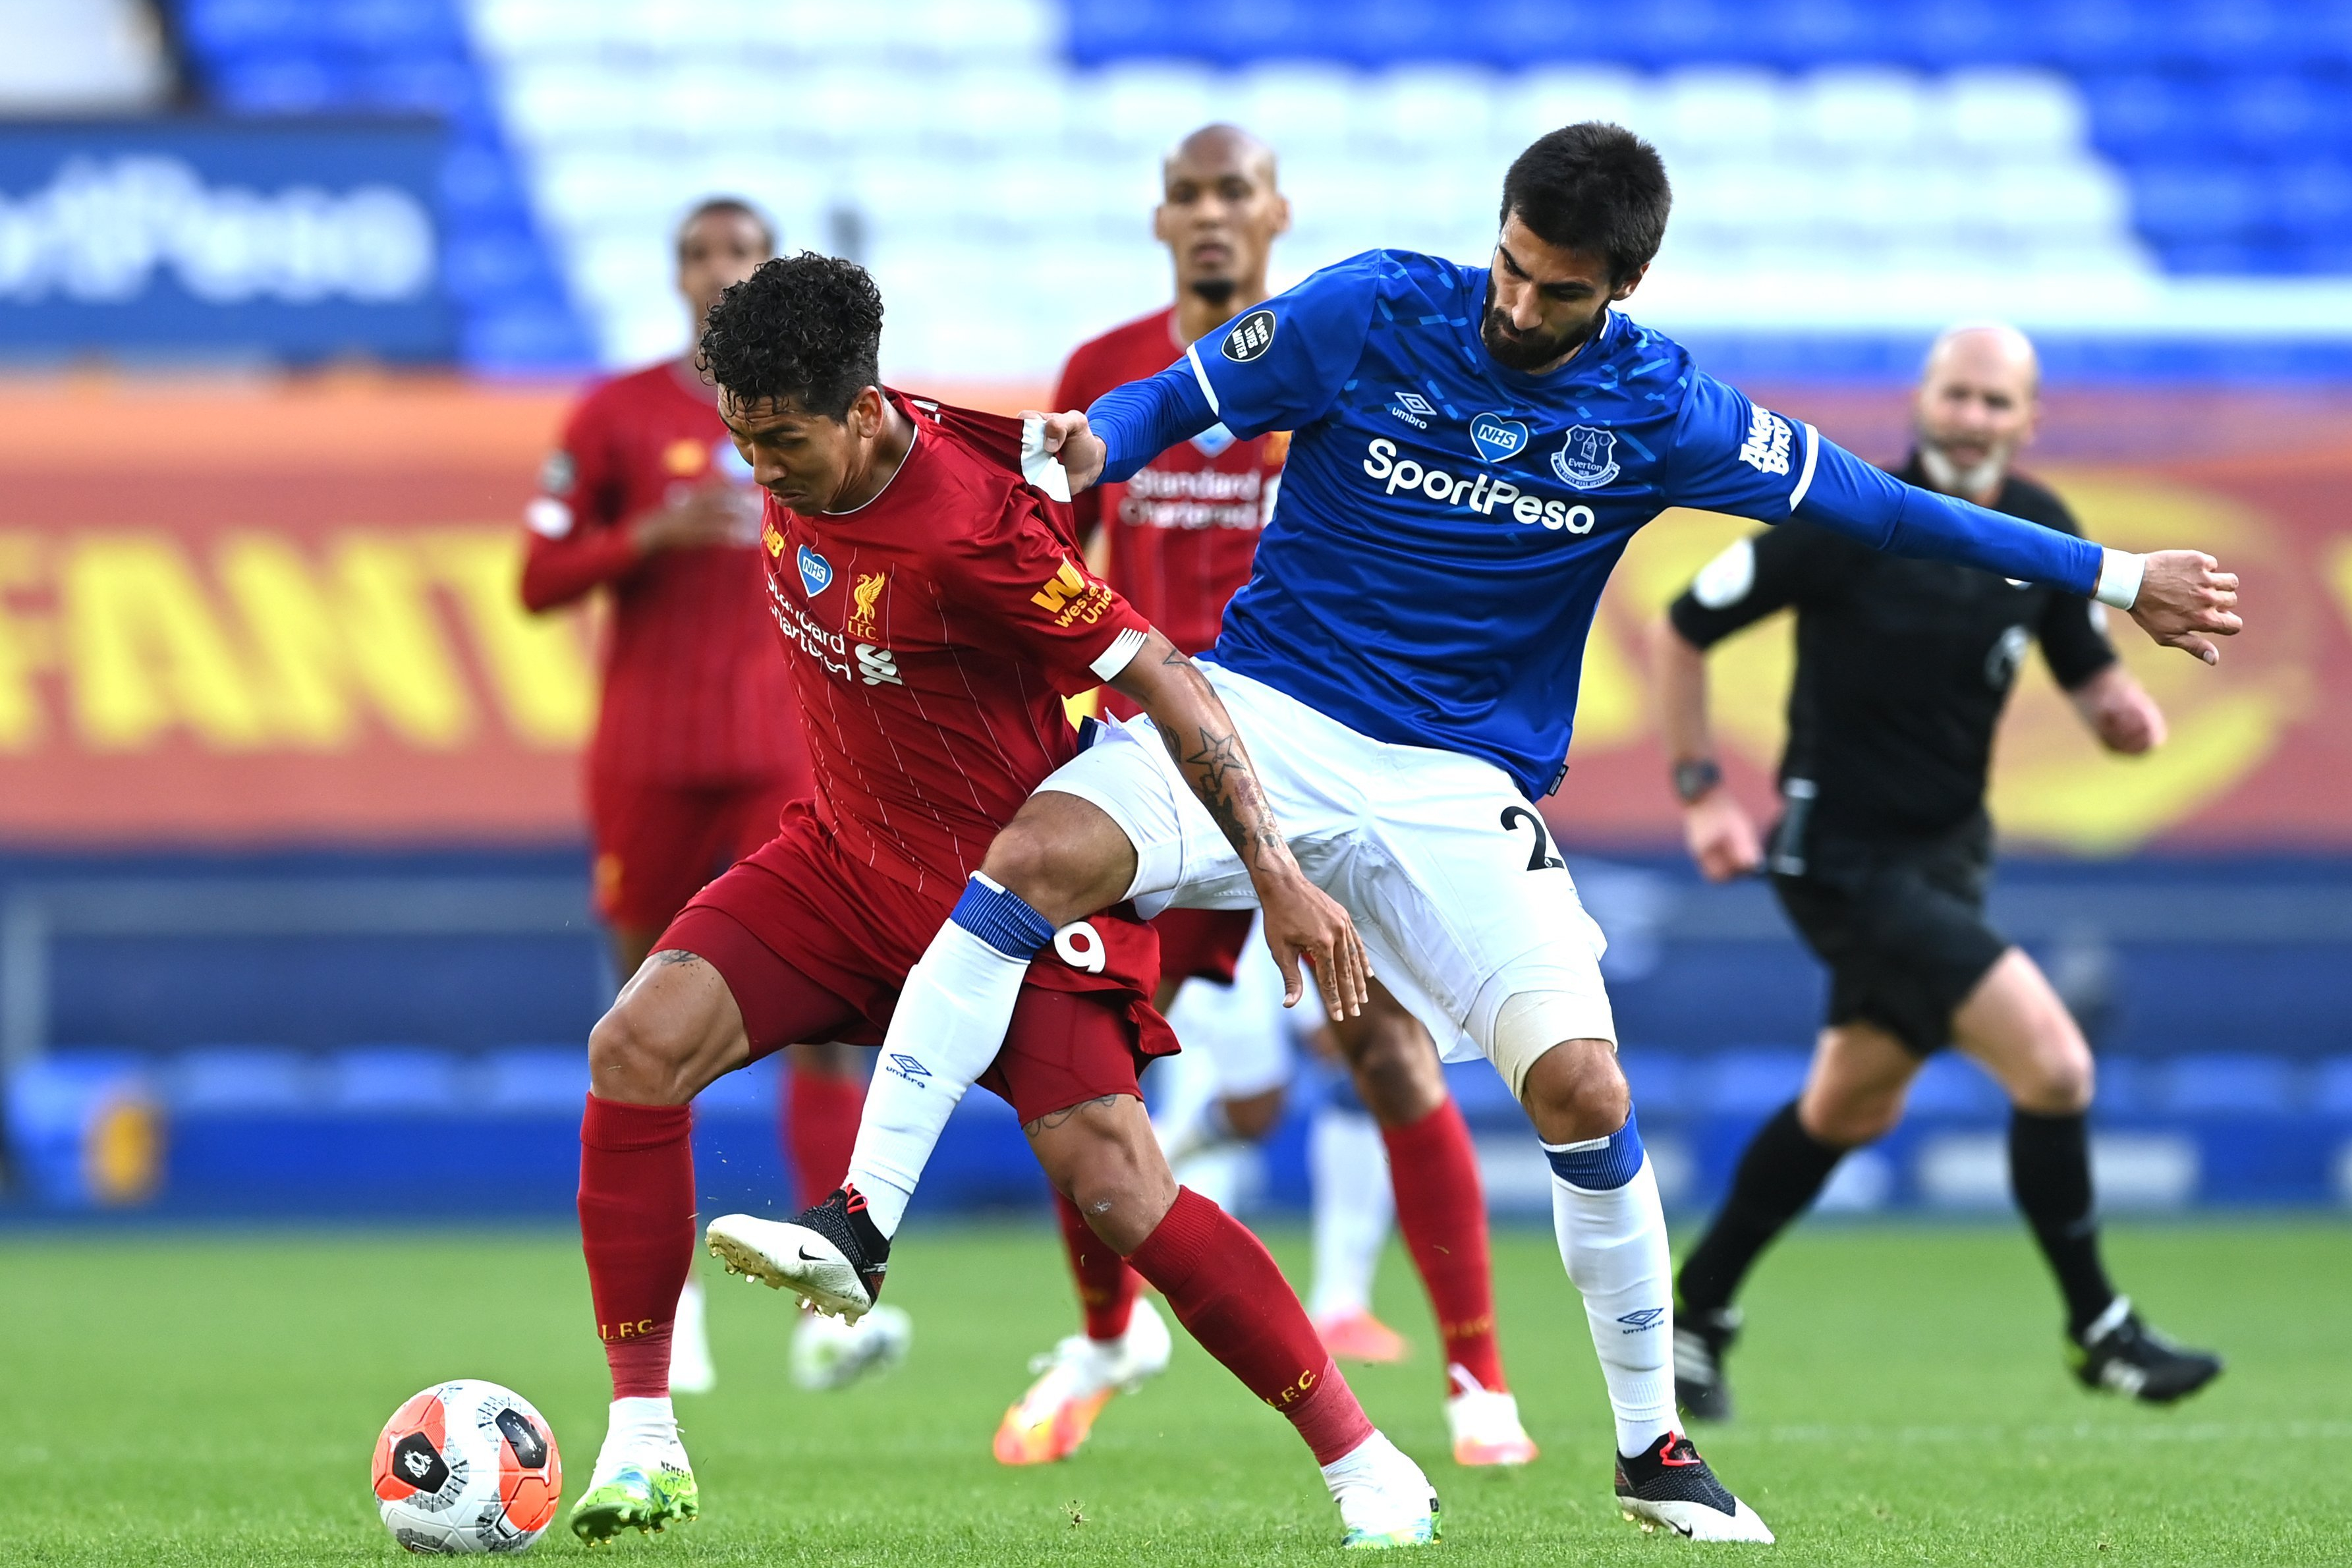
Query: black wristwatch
[[1672, 758, 1723, 805]]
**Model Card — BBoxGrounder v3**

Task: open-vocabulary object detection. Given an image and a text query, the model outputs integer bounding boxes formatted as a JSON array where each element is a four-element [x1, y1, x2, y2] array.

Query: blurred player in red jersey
[[518, 200, 878, 1395], [989, 125, 1536, 1472], [570, 254, 1438, 1550]]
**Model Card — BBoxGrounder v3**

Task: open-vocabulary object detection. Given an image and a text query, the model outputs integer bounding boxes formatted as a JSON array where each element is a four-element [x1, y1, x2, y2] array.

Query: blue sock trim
[[1545, 1108, 1644, 1190], [949, 874, 1056, 958]]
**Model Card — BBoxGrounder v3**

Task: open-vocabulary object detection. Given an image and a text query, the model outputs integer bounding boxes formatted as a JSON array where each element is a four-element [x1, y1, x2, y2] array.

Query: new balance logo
[[1617, 1307, 1667, 1333], [1736, 407, 1793, 477], [856, 644, 902, 686], [885, 1053, 931, 1084]]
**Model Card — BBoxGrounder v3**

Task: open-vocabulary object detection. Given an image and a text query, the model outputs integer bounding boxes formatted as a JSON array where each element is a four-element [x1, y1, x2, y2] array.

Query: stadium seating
[[167, 0, 591, 371], [426, 0, 2352, 381]]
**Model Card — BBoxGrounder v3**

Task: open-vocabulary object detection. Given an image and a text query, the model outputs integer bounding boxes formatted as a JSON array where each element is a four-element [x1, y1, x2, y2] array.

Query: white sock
[[845, 920, 1030, 1235], [1548, 1154, 1676, 1457], [1308, 1104, 1393, 1320], [591, 1395, 678, 1485]]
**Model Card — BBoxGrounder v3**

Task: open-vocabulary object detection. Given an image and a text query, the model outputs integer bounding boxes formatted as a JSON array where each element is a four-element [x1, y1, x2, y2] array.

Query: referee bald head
[[1914, 322, 2040, 506]]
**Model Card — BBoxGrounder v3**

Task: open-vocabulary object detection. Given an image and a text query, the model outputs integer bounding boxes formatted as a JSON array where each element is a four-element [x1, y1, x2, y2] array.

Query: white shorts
[[1044, 663, 1617, 1096]]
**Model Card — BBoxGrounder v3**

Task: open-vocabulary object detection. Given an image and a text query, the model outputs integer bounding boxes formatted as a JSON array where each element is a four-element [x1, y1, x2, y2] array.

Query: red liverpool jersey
[[758, 393, 1151, 904], [1053, 306, 1288, 656], [520, 360, 806, 787]]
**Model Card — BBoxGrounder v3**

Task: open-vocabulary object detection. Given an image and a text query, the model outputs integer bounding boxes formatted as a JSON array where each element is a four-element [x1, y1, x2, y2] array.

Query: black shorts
[[1768, 813, 2009, 1057]]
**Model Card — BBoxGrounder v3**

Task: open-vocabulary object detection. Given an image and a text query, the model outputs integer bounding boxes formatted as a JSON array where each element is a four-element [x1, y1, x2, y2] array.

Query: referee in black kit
[[1649, 323, 2222, 1420]]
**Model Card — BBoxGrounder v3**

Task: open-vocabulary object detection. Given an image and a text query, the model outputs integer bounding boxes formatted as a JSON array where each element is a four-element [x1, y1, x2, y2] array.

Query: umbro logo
[[1617, 1307, 1667, 1333], [885, 1053, 931, 1084], [1389, 390, 1435, 430]]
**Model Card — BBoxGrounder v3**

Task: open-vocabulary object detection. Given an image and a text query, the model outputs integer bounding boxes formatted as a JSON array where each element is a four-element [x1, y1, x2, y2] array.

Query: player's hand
[[2127, 549, 2240, 665], [632, 481, 759, 553], [1683, 789, 1762, 882], [1026, 409, 1107, 493], [2070, 664, 2168, 755], [1257, 867, 1371, 1022]]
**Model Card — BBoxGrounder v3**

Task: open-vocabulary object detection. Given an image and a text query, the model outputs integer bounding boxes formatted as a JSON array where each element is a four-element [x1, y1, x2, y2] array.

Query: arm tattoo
[[1140, 644, 1292, 875], [1023, 1094, 1123, 1138]]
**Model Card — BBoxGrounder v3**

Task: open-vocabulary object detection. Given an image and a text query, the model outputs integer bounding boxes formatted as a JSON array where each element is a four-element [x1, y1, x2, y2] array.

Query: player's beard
[[1917, 436, 2012, 499], [1478, 281, 1606, 372], [1189, 276, 1239, 307]]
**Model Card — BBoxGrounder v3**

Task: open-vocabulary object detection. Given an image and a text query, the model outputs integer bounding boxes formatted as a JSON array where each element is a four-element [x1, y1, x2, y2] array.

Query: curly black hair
[[1500, 123, 1672, 284], [697, 252, 883, 420]]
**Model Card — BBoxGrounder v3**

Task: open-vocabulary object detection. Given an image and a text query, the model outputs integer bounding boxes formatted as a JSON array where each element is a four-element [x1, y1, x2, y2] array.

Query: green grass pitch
[[5, 1219, 2345, 1565]]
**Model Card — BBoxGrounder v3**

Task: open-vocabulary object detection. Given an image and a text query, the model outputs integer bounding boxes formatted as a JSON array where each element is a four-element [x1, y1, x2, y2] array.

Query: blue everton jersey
[[1092, 249, 2102, 800]]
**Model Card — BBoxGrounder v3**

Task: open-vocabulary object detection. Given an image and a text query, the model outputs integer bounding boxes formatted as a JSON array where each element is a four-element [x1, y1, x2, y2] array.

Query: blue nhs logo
[[1469, 412, 1529, 465]]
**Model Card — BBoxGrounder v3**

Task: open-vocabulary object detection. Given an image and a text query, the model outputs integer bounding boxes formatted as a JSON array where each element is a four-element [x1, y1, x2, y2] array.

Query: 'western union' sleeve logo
[[1031, 557, 1112, 628], [1030, 558, 1088, 612]]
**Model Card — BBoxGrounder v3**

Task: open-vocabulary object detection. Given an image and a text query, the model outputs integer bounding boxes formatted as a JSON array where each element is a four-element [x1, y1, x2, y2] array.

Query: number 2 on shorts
[[1500, 806, 1565, 872]]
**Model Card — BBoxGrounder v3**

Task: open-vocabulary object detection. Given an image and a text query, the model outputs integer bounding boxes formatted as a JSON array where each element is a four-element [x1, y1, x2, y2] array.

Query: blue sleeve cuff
[[1089, 361, 1218, 484], [1795, 437, 2101, 597]]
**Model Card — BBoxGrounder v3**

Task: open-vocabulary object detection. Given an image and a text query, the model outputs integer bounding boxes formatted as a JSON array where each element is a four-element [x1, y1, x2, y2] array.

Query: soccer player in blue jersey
[[717, 124, 2240, 1545]]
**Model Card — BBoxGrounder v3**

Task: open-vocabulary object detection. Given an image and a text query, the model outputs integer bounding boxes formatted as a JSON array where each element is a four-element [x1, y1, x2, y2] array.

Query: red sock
[[1125, 1188, 1373, 1465], [1383, 1098, 1508, 1393], [1055, 1190, 1138, 1341], [578, 1094, 696, 1399], [783, 1063, 863, 1207]]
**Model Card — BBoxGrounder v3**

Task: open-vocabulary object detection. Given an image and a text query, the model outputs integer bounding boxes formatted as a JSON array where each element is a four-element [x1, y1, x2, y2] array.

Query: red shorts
[[588, 773, 800, 930], [1152, 906, 1256, 988], [661, 803, 1177, 1124]]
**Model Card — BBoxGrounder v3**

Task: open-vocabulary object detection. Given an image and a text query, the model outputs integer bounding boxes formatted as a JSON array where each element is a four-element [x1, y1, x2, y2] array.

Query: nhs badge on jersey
[[796, 544, 834, 598], [1469, 412, 1528, 466], [1550, 425, 1621, 490], [1189, 422, 1237, 458]]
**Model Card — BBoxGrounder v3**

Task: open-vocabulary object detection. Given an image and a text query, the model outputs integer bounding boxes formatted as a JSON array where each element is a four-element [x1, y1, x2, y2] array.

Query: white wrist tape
[[2093, 548, 2144, 611]]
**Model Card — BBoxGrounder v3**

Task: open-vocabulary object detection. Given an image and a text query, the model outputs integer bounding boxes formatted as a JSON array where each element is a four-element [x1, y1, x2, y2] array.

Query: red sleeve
[[945, 491, 1152, 696], [1050, 349, 1105, 544], [517, 389, 647, 613]]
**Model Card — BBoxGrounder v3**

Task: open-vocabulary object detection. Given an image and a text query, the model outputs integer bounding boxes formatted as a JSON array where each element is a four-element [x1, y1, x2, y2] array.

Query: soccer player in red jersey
[[991, 125, 1535, 1471], [518, 200, 880, 1393], [569, 254, 1438, 1550]]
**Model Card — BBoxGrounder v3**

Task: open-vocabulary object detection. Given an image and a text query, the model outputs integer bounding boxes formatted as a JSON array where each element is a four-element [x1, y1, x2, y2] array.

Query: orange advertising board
[[0, 375, 2346, 851]]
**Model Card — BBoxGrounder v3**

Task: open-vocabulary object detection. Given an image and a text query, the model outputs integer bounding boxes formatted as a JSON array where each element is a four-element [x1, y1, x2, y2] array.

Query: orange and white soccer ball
[[372, 1380, 562, 1555]]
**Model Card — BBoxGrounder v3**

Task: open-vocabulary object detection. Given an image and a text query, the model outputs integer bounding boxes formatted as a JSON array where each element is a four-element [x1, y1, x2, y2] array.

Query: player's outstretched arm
[[1790, 437, 2242, 663], [1107, 630, 1371, 1021]]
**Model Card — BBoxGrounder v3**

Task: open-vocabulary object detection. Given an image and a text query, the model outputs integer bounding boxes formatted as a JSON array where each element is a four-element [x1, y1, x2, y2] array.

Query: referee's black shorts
[[1767, 812, 2009, 1057]]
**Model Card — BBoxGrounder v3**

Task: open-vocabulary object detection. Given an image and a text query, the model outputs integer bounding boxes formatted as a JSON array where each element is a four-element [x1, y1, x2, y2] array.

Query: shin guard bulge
[[579, 1096, 696, 1399]]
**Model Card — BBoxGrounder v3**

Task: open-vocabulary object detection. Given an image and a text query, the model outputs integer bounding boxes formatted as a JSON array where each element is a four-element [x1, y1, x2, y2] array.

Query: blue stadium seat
[[478, 1047, 587, 1113], [1700, 1048, 1812, 1115], [168, 1047, 316, 1112], [2317, 1058, 2352, 1115], [327, 1046, 460, 1111], [2041, 0, 2172, 74], [1617, 1049, 1694, 1115], [2129, 163, 2264, 246], [2159, 1053, 2296, 1115]]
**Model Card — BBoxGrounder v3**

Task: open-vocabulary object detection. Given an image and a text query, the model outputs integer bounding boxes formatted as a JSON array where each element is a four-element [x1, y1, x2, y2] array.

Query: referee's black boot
[[2068, 1297, 2222, 1405], [1673, 1305, 1741, 1423]]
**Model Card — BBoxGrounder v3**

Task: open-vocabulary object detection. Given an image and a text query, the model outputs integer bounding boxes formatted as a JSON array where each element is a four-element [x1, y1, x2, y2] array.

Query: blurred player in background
[[1655, 324, 2225, 1420], [518, 200, 888, 1395], [990, 125, 1534, 1472], [585, 255, 1438, 1549]]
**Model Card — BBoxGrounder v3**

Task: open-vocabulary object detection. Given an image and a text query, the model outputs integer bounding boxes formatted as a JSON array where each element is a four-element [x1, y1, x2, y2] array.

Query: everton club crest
[[1550, 425, 1620, 490]]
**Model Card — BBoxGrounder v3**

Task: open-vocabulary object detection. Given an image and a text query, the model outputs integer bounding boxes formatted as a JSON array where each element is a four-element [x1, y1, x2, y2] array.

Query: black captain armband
[[1672, 758, 1724, 805]]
